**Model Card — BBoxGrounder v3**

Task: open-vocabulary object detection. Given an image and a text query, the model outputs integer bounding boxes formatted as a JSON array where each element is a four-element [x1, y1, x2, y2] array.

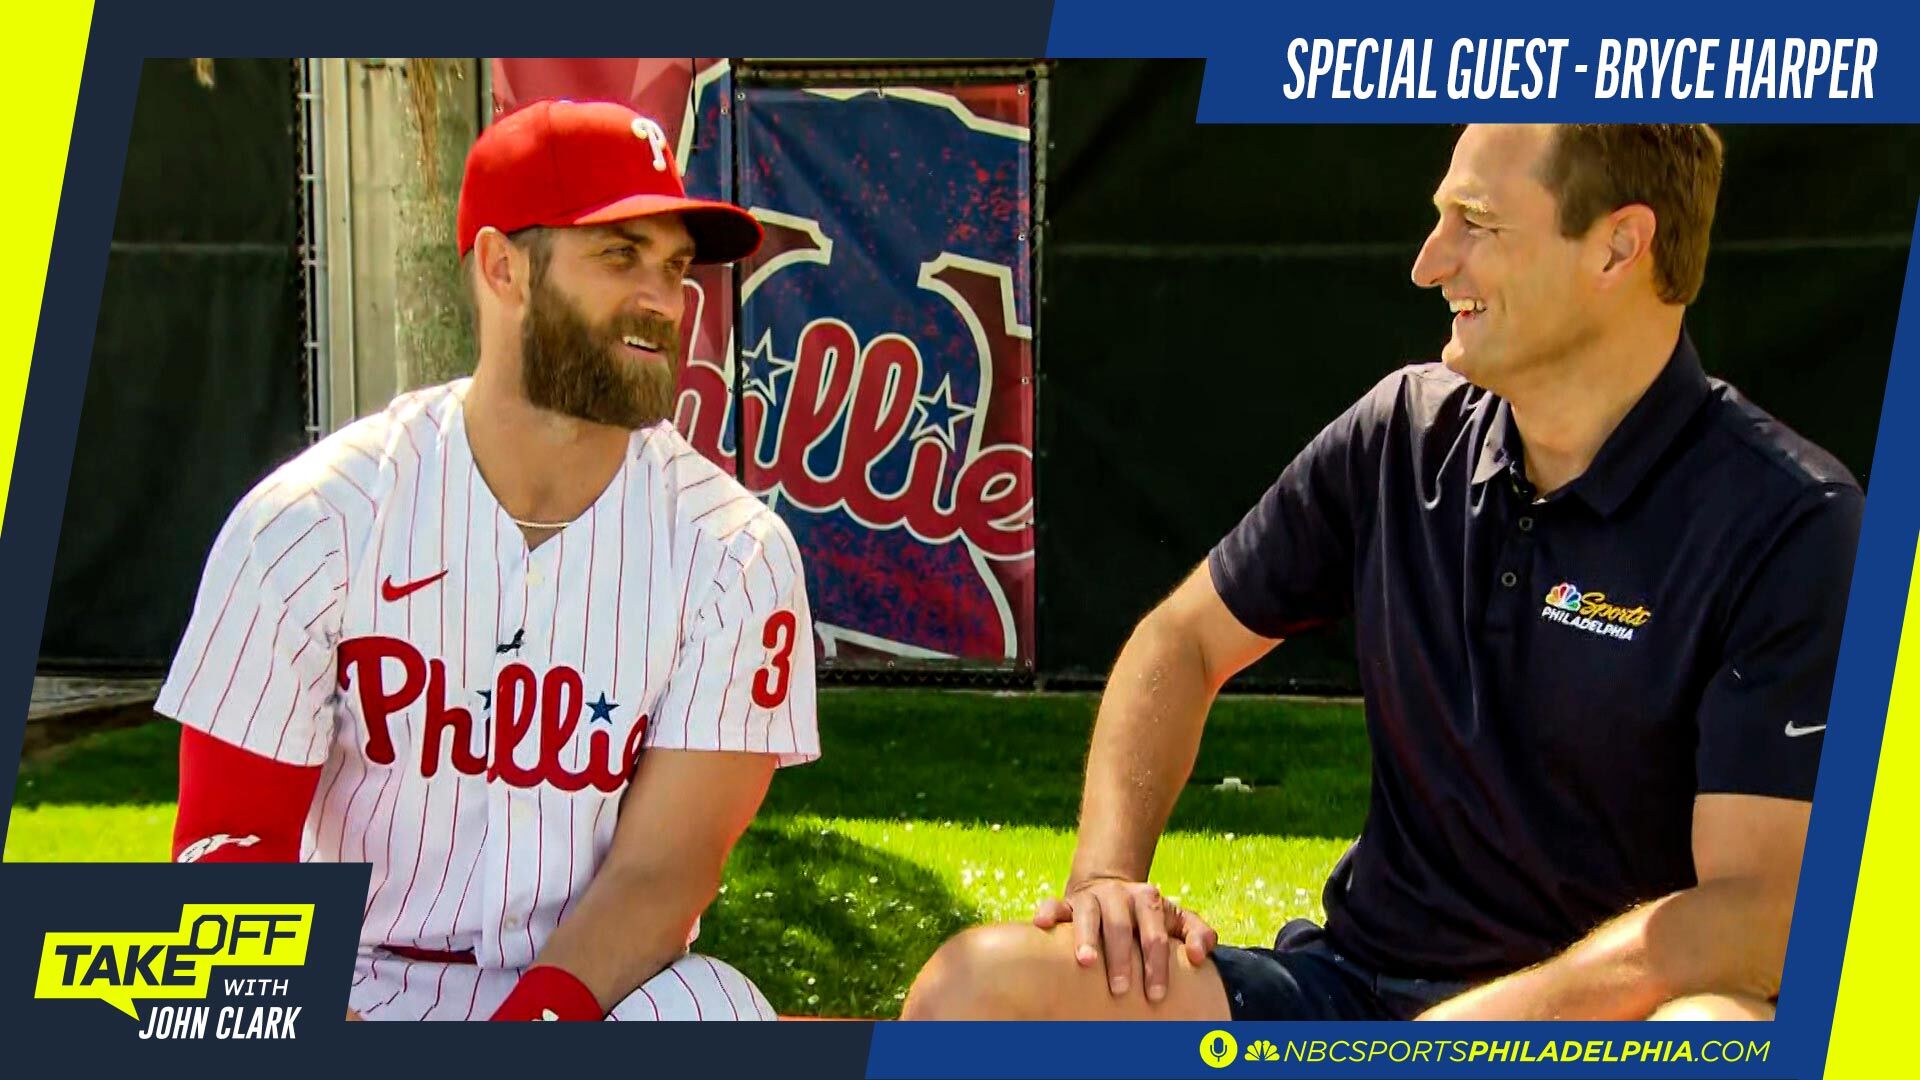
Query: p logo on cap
[[454, 98, 762, 264], [631, 116, 670, 173]]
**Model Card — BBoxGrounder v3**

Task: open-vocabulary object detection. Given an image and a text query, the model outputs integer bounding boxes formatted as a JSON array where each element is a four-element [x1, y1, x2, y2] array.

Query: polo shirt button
[[1500, 571, 1518, 588], [1518, 516, 1534, 532]]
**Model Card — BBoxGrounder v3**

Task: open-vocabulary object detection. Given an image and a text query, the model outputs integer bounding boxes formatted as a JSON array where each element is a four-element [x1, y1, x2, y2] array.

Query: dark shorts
[[1212, 920, 1473, 1021]]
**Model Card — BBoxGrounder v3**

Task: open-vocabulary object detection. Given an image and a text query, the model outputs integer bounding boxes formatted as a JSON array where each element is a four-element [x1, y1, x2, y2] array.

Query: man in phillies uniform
[[904, 124, 1862, 1021], [156, 99, 818, 1022]]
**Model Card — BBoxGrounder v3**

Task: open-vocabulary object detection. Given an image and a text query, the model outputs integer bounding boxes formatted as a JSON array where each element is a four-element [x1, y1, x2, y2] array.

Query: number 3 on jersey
[[752, 610, 799, 709]]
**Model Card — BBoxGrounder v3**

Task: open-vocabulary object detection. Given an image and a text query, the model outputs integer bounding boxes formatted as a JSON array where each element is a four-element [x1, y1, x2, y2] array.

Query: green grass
[[6, 688, 1367, 1018]]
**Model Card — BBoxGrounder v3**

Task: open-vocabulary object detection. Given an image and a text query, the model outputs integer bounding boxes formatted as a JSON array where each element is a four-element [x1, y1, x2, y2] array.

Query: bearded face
[[518, 269, 682, 430]]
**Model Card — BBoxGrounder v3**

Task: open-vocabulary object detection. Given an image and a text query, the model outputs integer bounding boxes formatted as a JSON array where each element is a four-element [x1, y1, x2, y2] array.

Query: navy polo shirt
[[1208, 331, 1863, 981]]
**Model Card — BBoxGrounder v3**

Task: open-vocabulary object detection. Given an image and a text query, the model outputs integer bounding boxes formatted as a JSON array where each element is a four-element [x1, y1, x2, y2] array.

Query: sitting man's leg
[[903, 921, 1391, 1021], [1646, 994, 1775, 1021], [607, 954, 776, 1021]]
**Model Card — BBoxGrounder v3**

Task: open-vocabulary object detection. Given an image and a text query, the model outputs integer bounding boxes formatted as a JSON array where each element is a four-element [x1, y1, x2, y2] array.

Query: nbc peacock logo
[[1544, 582, 1583, 612]]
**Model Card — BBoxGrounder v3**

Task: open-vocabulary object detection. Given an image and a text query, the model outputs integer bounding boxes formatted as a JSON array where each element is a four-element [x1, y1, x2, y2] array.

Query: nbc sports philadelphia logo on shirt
[[1540, 582, 1652, 641]]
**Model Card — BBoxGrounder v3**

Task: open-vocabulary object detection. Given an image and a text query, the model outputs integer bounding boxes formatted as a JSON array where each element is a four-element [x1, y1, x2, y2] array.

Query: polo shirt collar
[[1471, 330, 1712, 517]]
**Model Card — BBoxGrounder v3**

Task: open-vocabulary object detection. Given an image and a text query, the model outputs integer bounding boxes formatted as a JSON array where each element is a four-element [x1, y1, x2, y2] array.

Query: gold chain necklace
[[510, 514, 576, 530]]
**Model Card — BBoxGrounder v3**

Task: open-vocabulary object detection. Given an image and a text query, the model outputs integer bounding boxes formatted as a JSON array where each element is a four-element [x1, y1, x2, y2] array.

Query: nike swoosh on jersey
[[381, 570, 450, 602], [1783, 721, 1827, 737]]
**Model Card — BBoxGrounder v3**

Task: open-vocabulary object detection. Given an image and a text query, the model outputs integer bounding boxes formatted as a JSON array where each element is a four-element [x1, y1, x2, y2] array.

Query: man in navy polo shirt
[[902, 123, 1864, 1022]]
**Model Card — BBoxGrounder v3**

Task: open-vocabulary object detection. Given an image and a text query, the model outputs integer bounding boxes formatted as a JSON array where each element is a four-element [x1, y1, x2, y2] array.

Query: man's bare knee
[[1647, 993, 1775, 1021], [904, 923, 1232, 1021], [903, 924, 1060, 1020]]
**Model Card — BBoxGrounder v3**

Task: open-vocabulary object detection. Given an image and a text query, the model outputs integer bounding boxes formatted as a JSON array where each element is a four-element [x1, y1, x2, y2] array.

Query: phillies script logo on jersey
[[337, 636, 645, 794]]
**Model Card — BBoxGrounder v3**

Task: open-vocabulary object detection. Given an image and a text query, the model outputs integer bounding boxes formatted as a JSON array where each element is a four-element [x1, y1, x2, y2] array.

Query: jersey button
[[527, 570, 546, 587], [1517, 516, 1535, 532], [1500, 571, 1518, 588]]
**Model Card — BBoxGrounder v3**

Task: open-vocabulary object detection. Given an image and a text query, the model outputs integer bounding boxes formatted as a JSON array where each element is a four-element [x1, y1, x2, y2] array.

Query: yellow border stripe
[[0, 3, 94, 536], [1830, 531, 1920, 1075]]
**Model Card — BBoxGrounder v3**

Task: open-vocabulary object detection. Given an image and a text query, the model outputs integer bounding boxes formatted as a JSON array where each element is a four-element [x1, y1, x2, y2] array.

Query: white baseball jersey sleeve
[[153, 449, 351, 765], [155, 379, 820, 979], [645, 449, 816, 760]]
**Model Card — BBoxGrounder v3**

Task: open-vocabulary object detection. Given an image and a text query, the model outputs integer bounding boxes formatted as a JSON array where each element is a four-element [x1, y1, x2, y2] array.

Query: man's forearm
[[1422, 877, 1793, 1021], [1070, 612, 1219, 887], [529, 861, 714, 1010]]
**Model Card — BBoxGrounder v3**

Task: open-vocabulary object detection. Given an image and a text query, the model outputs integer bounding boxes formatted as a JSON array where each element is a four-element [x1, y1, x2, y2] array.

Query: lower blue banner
[[866, 1021, 1803, 1079]]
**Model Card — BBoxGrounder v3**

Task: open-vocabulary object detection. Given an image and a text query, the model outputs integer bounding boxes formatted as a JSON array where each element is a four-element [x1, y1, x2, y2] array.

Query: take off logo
[[36, 903, 311, 1039]]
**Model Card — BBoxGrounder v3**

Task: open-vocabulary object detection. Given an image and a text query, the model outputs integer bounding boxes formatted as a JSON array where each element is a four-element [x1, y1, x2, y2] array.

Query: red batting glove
[[489, 966, 604, 1022]]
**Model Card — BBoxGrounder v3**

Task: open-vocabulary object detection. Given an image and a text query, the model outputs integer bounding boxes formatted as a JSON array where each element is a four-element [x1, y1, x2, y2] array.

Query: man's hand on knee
[[1033, 878, 1219, 1003]]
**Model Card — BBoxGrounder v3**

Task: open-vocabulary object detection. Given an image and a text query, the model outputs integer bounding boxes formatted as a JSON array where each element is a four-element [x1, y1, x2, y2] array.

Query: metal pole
[[316, 58, 359, 430], [296, 58, 330, 442]]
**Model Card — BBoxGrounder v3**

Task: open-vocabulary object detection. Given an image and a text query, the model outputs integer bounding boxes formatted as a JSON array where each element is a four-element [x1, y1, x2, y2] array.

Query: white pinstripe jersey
[[155, 379, 819, 968]]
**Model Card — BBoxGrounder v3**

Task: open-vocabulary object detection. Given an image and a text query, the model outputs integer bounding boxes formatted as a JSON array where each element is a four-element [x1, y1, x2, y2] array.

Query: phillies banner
[[490, 62, 1037, 672], [733, 84, 1035, 670]]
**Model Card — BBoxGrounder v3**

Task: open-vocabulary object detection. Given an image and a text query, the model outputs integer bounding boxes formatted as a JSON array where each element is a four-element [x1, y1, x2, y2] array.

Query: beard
[[519, 275, 681, 430]]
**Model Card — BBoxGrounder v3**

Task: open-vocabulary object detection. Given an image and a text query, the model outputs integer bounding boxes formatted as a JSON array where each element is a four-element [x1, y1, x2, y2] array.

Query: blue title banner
[[1048, 1, 1920, 120]]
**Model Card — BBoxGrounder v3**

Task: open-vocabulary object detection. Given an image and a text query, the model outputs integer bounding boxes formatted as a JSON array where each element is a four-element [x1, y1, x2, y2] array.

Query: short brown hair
[[1538, 124, 1724, 305]]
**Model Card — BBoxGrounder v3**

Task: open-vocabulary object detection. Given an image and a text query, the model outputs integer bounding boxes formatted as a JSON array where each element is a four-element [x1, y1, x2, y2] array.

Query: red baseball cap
[[455, 98, 762, 265]]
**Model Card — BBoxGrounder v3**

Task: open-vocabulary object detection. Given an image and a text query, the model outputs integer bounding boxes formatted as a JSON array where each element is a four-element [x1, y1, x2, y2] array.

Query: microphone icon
[[1199, 1030, 1238, 1068]]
